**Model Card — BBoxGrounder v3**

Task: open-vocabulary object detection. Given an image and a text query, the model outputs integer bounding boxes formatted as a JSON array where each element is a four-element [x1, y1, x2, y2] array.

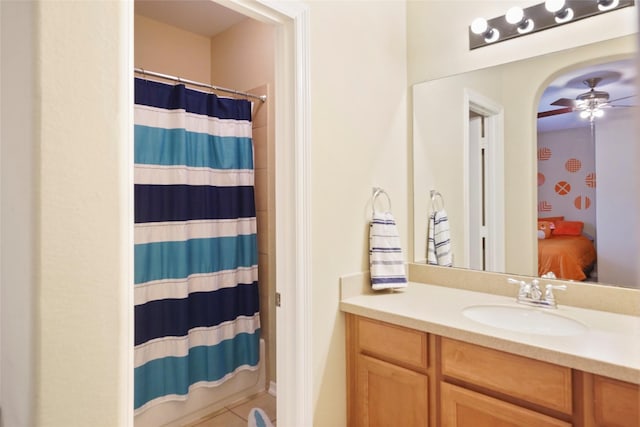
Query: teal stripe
[[134, 330, 260, 410], [134, 125, 253, 169], [134, 234, 258, 284]]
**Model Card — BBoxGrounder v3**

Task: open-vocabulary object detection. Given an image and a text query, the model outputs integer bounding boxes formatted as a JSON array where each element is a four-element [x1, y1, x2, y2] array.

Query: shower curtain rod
[[134, 67, 267, 102]]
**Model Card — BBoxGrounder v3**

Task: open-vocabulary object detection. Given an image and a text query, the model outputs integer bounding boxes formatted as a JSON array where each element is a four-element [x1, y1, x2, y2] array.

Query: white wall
[[595, 108, 638, 287]]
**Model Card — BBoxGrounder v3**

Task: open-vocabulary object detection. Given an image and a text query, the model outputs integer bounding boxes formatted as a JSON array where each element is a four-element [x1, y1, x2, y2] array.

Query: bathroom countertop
[[340, 281, 640, 384]]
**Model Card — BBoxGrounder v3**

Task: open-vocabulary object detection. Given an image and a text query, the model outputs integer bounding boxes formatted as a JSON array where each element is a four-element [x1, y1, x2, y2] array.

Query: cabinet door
[[356, 354, 428, 427], [441, 383, 571, 427], [592, 375, 640, 427]]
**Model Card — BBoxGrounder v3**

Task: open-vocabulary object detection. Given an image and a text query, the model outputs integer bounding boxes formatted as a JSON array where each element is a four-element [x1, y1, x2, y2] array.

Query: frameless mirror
[[413, 34, 638, 288]]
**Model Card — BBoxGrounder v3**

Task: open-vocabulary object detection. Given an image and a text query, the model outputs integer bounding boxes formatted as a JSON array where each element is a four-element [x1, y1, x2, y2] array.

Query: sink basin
[[462, 304, 588, 336]]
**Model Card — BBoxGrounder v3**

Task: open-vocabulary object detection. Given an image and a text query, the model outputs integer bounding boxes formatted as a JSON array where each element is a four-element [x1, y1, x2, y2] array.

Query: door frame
[[463, 89, 505, 273], [205, 1, 312, 425]]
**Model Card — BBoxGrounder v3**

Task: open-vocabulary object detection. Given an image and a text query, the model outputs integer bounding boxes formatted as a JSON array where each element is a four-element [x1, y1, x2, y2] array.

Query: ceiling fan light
[[593, 109, 604, 118], [580, 110, 591, 119]]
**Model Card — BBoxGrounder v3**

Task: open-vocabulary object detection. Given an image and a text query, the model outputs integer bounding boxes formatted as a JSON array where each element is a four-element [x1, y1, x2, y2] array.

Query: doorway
[[464, 89, 505, 273], [131, 1, 311, 425]]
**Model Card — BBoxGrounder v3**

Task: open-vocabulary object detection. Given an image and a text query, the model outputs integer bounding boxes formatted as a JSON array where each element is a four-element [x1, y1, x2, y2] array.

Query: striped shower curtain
[[133, 78, 260, 413]]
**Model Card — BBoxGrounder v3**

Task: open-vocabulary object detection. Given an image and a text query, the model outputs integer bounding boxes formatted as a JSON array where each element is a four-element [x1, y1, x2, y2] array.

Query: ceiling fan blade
[[607, 94, 636, 104], [537, 107, 574, 118], [550, 98, 578, 107]]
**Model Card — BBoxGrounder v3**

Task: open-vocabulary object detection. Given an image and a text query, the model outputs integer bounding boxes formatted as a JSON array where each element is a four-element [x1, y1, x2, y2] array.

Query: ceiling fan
[[538, 77, 636, 121]]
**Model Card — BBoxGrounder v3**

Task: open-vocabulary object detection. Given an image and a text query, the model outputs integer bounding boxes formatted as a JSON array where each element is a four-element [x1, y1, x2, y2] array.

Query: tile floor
[[187, 391, 276, 427]]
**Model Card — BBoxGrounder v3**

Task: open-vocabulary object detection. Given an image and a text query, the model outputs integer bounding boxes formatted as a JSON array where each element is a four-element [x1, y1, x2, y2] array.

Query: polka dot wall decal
[[574, 196, 591, 210], [538, 173, 545, 186], [585, 172, 596, 188], [565, 158, 581, 173], [538, 147, 552, 161], [554, 181, 571, 196]]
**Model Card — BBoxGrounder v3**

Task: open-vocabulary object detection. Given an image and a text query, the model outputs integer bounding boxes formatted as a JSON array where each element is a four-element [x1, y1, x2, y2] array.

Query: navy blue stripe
[[134, 282, 259, 346], [135, 78, 251, 121], [371, 277, 408, 284], [135, 185, 255, 223]]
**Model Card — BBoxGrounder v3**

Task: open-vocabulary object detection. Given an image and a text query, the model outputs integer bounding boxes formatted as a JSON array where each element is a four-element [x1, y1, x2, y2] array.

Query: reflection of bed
[[538, 235, 597, 281]]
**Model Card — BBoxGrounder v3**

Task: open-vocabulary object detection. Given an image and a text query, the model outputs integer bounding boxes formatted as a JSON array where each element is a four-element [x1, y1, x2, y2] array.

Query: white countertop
[[340, 281, 640, 384]]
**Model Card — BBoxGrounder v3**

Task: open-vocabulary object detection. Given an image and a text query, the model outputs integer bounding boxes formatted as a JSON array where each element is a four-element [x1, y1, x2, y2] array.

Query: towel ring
[[430, 190, 445, 212], [372, 187, 392, 215]]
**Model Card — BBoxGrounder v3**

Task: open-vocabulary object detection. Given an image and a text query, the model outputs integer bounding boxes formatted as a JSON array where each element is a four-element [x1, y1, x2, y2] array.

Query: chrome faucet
[[507, 278, 566, 308]]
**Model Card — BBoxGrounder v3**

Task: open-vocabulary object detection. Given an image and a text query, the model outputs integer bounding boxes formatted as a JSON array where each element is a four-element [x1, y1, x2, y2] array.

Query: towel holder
[[372, 187, 392, 216], [430, 190, 445, 212]]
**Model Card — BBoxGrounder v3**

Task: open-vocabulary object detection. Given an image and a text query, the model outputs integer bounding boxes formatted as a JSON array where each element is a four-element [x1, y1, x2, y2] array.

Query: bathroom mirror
[[413, 34, 638, 289]]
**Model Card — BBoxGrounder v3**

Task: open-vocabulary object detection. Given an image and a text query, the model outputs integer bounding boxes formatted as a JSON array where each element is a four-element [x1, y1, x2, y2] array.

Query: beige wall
[[308, 2, 408, 425], [35, 1, 131, 425], [134, 14, 211, 83]]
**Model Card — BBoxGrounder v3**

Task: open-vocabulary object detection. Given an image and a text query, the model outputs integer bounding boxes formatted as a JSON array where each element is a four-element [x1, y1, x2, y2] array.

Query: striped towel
[[369, 211, 408, 290], [427, 209, 453, 266]]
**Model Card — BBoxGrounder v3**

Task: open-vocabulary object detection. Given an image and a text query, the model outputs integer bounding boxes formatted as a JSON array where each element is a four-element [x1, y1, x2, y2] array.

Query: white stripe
[[134, 266, 258, 305], [135, 218, 256, 245], [134, 314, 261, 368], [134, 105, 252, 137], [134, 164, 254, 186]]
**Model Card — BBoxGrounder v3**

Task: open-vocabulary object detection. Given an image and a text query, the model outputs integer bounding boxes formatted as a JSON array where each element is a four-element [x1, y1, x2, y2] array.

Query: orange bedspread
[[538, 235, 596, 281]]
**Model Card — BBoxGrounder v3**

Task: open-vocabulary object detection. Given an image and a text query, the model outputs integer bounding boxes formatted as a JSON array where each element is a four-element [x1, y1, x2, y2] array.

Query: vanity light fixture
[[469, 0, 634, 50], [470, 17, 500, 43], [545, 0, 574, 23], [598, 0, 620, 11], [506, 7, 535, 34]]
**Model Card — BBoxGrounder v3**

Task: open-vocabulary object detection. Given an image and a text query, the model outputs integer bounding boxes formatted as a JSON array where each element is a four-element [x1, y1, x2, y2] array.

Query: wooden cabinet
[[440, 382, 571, 427], [346, 314, 429, 427], [590, 375, 640, 427], [356, 354, 428, 427], [345, 314, 640, 427], [441, 337, 573, 415]]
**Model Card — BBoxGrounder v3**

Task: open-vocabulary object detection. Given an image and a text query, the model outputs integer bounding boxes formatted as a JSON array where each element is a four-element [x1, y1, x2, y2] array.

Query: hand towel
[[427, 209, 453, 266], [369, 211, 408, 290]]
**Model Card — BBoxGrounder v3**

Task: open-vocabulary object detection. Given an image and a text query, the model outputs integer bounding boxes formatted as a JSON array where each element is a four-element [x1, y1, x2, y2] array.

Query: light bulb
[[545, 0, 565, 13], [505, 7, 524, 24], [580, 110, 590, 119], [593, 109, 604, 118], [598, 0, 620, 11], [471, 17, 488, 35]]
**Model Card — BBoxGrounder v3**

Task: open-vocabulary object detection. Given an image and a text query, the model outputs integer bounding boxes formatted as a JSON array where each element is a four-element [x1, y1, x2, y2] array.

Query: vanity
[[341, 265, 640, 427]]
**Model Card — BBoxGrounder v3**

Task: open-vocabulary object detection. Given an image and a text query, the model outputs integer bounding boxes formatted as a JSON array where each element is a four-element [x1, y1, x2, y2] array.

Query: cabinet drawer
[[592, 375, 640, 427], [441, 338, 572, 414], [357, 317, 428, 371], [441, 382, 571, 427]]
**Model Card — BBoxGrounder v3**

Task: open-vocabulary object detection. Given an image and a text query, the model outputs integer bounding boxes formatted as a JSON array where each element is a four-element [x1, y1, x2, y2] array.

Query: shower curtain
[[133, 78, 260, 413]]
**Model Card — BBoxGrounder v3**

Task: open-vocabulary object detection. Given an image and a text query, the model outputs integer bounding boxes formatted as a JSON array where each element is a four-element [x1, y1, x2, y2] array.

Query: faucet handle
[[507, 278, 528, 298], [544, 284, 567, 307]]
